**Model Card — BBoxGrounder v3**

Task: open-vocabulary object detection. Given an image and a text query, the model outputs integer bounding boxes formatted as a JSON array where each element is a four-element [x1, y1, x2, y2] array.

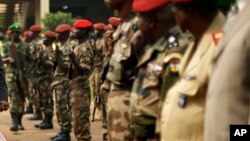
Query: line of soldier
[[1, 0, 248, 141]]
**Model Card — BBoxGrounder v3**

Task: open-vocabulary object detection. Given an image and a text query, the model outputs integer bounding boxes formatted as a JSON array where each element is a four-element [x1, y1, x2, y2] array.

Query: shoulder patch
[[212, 31, 224, 46]]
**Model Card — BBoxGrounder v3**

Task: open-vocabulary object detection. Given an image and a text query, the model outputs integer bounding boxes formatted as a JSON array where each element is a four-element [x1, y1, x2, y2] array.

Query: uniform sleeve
[[79, 45, 93, 72], [0, 54, 8, 101], [62, 48, 71, 69], [45, 49, 55, 67]]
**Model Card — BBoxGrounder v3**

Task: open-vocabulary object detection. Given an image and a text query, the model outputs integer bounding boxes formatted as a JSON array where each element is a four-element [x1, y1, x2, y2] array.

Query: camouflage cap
[[8, 23, 22, 31]]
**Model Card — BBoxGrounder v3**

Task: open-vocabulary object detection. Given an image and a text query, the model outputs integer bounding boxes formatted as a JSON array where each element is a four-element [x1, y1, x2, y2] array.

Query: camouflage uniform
[[51, 41, 72, 132], [129, 27, 190, 140], [105, 17, 138, 141], [36, 44, 54, 121], [69, 41, 94, 141], [2, 39, 29, 131], [27, 37, 42, 112]]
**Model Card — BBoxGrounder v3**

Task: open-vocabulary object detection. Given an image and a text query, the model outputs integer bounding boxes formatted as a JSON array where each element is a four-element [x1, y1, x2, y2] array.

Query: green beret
[[8, 23, 22, 31], [217, 0, 236, 7]]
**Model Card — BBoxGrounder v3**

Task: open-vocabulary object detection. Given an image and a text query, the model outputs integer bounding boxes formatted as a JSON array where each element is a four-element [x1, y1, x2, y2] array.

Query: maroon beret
[[30, 25, 42, 32], [55, 24, 71, 33], [93, 23, 106, 30], [108, 17, 121, 27], [44, 31, 57, 39]]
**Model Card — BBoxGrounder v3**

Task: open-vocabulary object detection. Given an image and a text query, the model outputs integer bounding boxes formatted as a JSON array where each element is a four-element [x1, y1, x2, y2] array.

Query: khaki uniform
[[161, 12, 225, 141], [69, 41, 94, 141], [205, 1, 250, 141], [36, 45, 54, 117], [106, 17, 138, 141], [51, 41, 72, 131], [130, 27, 188, 140]]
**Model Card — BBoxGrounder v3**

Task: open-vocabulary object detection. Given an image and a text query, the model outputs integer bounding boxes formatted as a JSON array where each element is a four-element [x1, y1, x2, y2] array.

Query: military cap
[[93, 23, 106, 30], [104, 25, 110, 31], [44, 31, 57, 39], [108, 17, 121, 26], [133, 0, 171, 12], [73, 19, 93, 29], [8, 23, 22, 31], [30, 25, 42, 32], [23, 31, 31, 37], [55, 24, 71, 33]]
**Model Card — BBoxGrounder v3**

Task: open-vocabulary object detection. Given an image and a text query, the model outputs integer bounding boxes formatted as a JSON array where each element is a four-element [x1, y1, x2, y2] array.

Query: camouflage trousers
[[37, 79, 53, 116], [28, 79, 40, 111], [107, 89, 130, 141], [70, 87, 91, 141], [7, 79, 25, 113], [53, 83, 72, 131]]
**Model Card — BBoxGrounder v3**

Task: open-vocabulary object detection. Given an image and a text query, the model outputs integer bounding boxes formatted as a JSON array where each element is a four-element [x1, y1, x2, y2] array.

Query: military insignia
[[167, 35, 179, 48], [169, 59, 180, 73], [178, 94, 187, 108], [212, 31, 224, 45]]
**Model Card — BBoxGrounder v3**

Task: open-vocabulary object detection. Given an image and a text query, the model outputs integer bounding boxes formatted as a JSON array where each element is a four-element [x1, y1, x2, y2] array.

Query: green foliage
[[42, 11, 75, 30]]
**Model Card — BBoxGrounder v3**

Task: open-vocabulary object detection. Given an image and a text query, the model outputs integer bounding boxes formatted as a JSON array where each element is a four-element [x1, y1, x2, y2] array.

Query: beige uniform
[[161, 12, 225, 141]]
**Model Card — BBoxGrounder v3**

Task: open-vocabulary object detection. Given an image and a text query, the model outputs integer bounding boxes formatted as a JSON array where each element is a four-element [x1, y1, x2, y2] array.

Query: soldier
[[0, 54, 8, 112], [26, 25, 43, 118], [2, 23, 29, 131], [90, 23, 106, 121], [99, 20, 120, 141], [34, 31, 56, 129], [204, 0, 250, 141], [103, 0, 138, 140], [68, 19, 94, 141], [50, 24, 72, 141], [129, 0, 191, 140], [160, 0, 225, 140]]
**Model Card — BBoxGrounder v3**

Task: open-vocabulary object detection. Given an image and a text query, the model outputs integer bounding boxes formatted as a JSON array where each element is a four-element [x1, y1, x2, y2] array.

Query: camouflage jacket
[[37, 45, 55, 82], [51, 40, 71, 87], [2, 41, 29, 81], [130, 26, 191, 127], [93, 37, 105, 72], [106, 16, 138, 87], [69, 41, 94, 89]]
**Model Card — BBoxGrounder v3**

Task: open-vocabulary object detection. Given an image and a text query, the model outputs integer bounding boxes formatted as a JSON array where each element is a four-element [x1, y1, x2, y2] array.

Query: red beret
[[30, 25, 42, 32], [93, 23, 106, 30], [24, 31, 31, 37], [55, 24, 71, 33], [104, 25, 110, 31], [133, 0, 171, 12], [171, 0, 193, 3], [73, 19, 93, 29], [44, 31, 57, 39], [108, 17, 121, 27]]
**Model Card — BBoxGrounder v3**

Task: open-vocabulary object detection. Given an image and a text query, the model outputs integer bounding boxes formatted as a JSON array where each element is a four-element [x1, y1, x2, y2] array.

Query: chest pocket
[[107, 38, 131, 83], [142, 62, 163, 89]]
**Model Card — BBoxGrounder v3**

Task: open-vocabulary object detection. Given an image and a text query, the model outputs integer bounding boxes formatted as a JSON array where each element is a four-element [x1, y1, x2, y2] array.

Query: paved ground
[[0, 109, 102, 141]]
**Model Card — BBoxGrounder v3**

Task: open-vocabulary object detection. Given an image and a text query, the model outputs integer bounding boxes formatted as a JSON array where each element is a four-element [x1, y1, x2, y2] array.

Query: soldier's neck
[[77, 37, 87, 44]]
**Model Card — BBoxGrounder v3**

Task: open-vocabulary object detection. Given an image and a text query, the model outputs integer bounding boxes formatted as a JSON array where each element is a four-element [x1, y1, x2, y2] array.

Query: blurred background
[[0, 0, 113, 31]]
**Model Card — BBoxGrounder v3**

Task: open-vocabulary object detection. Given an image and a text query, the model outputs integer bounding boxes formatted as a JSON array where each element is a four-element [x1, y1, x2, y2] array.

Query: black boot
[[29, 109, 42, 120], [24, 103, 33, 114], [40, 114, 53, 129], [53, 130, 71, 141], [17, 113, 25, 130], [34, 120, 45, 128], [10, 113, 19, 132], [50, 130, 63, 140]]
